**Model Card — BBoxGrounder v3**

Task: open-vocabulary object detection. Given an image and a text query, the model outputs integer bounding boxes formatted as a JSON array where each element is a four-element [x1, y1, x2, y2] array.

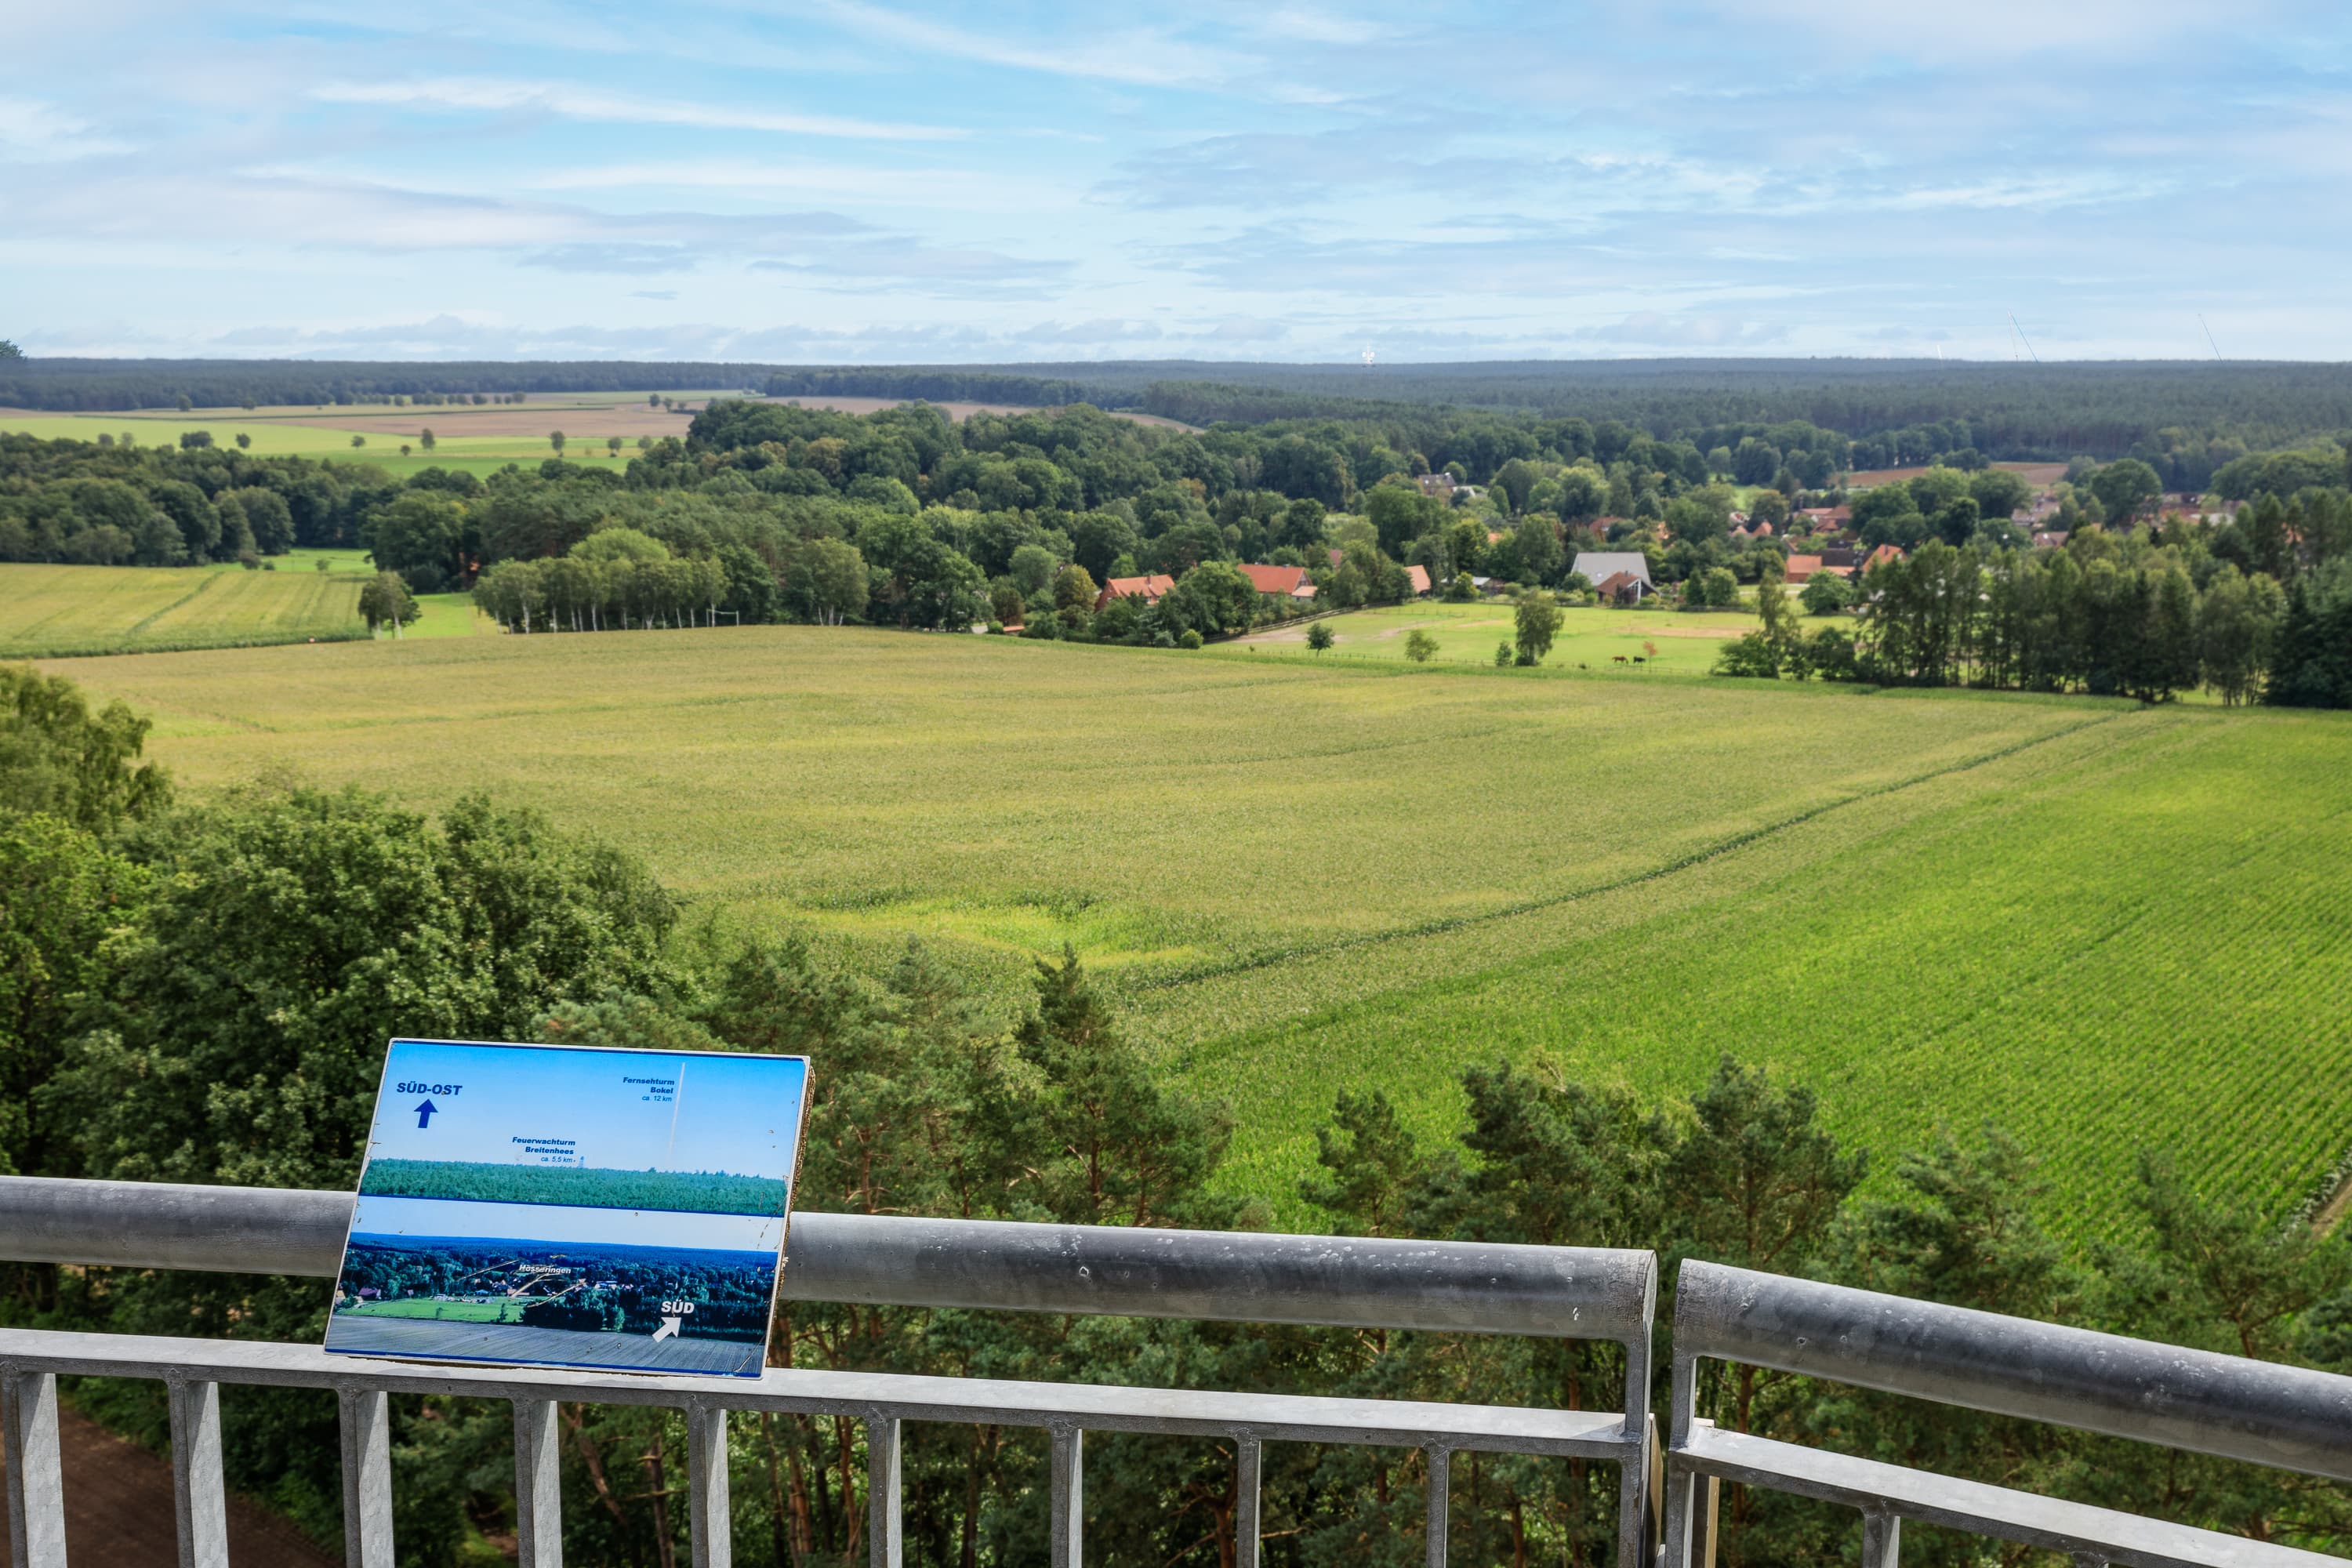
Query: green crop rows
[[51, 626, 2352, 1239]]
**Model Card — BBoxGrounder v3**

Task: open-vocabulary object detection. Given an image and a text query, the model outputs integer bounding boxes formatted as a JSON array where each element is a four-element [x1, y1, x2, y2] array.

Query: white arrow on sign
[[652, 1316, 682, 1343]]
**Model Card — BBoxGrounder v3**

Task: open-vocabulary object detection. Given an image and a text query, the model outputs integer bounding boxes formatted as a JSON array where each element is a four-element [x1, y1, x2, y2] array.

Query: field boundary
[[1115, 710, 2127, 998]]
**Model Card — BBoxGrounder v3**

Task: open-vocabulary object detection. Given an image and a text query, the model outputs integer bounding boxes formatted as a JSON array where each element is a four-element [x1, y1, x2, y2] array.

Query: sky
[[5, 2, 2350, 363], [366, 1040, 808, 1183]]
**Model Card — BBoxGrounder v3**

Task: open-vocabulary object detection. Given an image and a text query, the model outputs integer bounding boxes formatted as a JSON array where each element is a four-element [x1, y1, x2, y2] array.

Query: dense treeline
[[1719, 490, 2352, 706], [357, 1159, 791, 1216], [0, 431, 397, 561], [2, 666, 2347, 1565], [0, 358, 772, 412], [12, 357, 2352, 465]]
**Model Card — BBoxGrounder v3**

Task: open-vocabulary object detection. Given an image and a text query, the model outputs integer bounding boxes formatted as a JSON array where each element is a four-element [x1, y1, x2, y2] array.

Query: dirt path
[[2, 1406, 336, 1567], [2314, 1171, 2352, 1234]]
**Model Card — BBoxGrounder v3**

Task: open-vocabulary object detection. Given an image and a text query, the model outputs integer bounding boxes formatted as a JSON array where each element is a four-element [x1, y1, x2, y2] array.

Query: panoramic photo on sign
[[324, 1039, 809, 1377]]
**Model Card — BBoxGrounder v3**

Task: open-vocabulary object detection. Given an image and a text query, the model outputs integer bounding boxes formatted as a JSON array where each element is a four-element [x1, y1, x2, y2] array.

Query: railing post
[[1661, 1355, 1700, 1568], [688, 1403, 731, 1568], [867, 1413, 902, 1568], [513, 1399, 563, 1568], [3, 1368, 66, 1568], [169, 1377, 230, 1568], [1049, 1425, 1083, 1568], [1862, 1507, 1901, 1568], [1235, 1436, 1262, 1568], [1424, 1444, 1450, 1568], [1619, 1327, 1653, 1568], [338, 1386, 395, 1568]]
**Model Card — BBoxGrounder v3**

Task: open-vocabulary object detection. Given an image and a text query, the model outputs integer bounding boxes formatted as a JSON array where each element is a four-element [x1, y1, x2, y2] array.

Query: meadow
[[45, 627, 2352, 1240], [1237, 599, 1758, 673]]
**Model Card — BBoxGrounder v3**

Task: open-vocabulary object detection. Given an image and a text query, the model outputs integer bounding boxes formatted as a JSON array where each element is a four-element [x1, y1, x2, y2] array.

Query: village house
[[1092, 574, 1176, 612], [1592, 570, 1646, 605], [1573, 550, 1653, 602], [1403, 564, 1433, 597], [1237, 563, 1319, 602]]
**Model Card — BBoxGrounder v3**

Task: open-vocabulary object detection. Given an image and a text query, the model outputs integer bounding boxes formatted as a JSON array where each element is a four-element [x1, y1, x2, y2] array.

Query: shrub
[[1178, 629, 1203, 649], [1714, 630, 1782, 678], [1404, 629, 1438, 663]]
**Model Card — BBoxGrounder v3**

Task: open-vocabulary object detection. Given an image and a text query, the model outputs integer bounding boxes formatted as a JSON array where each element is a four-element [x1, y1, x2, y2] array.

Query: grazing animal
[[1612, 655, 1628, 665], [1632, 657, 1646, 665]]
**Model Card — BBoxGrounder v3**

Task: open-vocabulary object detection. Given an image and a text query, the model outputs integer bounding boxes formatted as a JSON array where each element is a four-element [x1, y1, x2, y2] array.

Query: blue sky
[[5, 2, 2349, 362], [367, 1040, 807, 1182]]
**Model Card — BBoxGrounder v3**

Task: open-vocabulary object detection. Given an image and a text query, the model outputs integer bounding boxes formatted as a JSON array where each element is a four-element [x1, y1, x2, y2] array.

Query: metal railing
[[0, 1176, 1657, 1568], [1662, 1261, 2352, 1568], [3, 1178, 2348, 1568]]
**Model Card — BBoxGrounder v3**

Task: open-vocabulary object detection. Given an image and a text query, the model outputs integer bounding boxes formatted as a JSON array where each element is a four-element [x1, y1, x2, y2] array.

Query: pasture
[[45, 628, 2352, 1240], [1236, 600, 1756, 673]]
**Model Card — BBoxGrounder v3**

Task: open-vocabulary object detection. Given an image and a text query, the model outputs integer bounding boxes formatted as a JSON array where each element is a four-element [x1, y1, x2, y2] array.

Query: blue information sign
[[325, 1038, 810, 1377]]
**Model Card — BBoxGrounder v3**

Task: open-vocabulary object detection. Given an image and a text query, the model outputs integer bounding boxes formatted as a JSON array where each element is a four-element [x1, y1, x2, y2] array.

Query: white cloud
[[309, 78, 964, 141], [804, 0, 1254, 88], [0, 96, 133, 162]]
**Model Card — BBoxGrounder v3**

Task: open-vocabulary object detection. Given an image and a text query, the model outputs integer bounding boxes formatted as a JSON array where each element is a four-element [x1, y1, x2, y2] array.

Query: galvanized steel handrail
[[0, 1175, 1656, 1340], [1663, 1260, 2352, 1568], [0, 1175, 1657, 1568]]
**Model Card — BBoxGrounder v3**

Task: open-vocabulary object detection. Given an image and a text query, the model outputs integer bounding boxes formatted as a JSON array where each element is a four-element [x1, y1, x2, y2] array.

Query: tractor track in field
[[1114, 710, 2131, 999]]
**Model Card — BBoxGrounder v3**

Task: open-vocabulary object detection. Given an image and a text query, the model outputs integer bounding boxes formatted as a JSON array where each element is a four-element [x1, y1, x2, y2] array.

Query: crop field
[[358, 1160, 790, 1215], [0, 559, 369, 658], [43, 629, 2352, 1240], [0, 552, 488, 656], [1236, 601, 1757, 673], [0, 392, 727, 478]]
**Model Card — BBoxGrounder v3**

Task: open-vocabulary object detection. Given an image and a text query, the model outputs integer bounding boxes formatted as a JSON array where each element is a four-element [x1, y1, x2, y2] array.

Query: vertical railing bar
[[1234, 1435, 1263, 1568], [3, 1368, 66, 1568], [513, 1397, 563, 1568], [1661, 1356, 1703, 1568], [1049, 1425, 1083, 1568], [688, 1401, 732, 1568], [1424, 1443, 1450, 1568], [169, 1377, 230, 1568], [337, 1385, 395, 1568], [866, 1411, 902, 1568], [1861, 1506, 1901, 1568], [1618, 1325, 1653, 1568]]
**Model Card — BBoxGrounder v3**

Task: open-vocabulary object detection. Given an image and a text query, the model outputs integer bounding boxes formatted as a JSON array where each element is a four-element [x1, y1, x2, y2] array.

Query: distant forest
[[359, 1158, 789, 1216], [9, 357, 2352, 463]]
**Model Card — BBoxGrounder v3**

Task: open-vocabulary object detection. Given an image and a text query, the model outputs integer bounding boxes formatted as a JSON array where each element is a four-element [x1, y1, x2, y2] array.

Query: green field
[[1238, 600, 1759, 674], [0, 551, 492, 657], [337, 1298, 526, 1323], [0, 558, 371, 658], [42, 629, 2352, 1239], [0, 394, 724, 479], [359, 1159, 789, 1215]]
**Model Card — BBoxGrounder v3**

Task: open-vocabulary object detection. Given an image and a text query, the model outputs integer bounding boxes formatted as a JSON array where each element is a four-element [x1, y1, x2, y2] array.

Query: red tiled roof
[[1236, 563, 1308, 596], [1403, 564, 1432, 594], [1093, 574, 1176, 612]]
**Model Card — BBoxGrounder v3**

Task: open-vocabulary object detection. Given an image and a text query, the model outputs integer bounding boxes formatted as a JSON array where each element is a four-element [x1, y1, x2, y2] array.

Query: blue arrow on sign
[[414, 1099, 437, 1129]]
